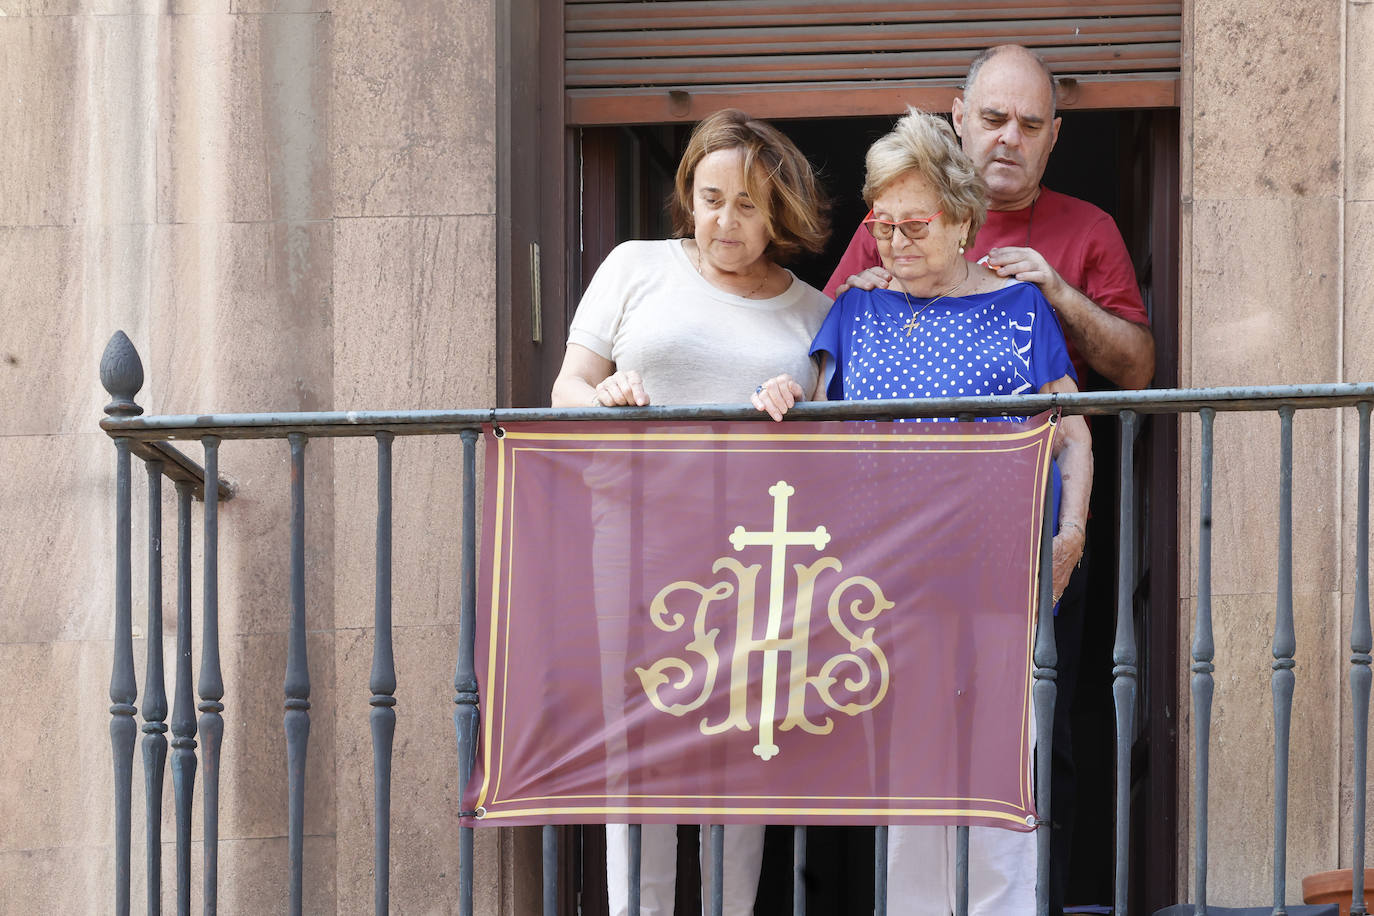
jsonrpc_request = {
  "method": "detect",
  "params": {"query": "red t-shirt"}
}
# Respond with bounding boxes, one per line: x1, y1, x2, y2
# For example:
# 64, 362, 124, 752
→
822, 187, 1149, 383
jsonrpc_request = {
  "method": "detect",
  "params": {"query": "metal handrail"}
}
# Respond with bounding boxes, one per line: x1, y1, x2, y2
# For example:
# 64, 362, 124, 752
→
99, 381, 1374, 444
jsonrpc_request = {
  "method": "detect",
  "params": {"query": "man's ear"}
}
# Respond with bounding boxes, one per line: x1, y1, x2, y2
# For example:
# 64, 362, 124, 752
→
951, 96, 966, 138
1050, 115, 1062, 152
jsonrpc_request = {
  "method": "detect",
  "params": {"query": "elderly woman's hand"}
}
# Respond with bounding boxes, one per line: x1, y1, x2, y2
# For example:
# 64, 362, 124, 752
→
751, 374, 805, 422
591, 370, 649, 407
1050, 520, 1085, 604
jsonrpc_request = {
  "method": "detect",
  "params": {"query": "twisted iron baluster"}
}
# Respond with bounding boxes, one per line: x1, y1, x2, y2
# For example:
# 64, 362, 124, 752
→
1353, 402, 1372, 916
874, 825, 888, 916
285, 433, 311, 915
1113, 411, 1139, 915
371, 433, 397, 914
142, 460, 168, 914
198, 435, 224, 914
709, 825, 724, 916
542, 826, 558, 916
627, 824, 641, 916
955, 825, 970, 916
455, 429, 480, 916
1272, 407, 1295, 915
1034, 469, 1057, 916
170, 482, 197, 916
1192, 409, 1216, 916
101, 331, 143, 916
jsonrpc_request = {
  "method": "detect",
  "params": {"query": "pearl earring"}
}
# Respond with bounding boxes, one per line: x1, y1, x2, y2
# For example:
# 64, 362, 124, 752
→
958, 239, 967, 255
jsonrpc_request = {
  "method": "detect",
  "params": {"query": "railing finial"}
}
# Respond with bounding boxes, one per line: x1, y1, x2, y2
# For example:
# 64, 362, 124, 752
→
101, 331, 145, 418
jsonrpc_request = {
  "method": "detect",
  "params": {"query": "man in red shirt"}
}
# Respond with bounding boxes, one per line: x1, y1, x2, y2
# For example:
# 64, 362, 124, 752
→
825, 46, 1156, 915
824, 44, 1155, 390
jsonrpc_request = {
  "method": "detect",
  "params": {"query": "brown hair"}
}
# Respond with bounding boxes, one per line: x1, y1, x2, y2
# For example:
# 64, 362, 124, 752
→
862, 107, 988, 247
672, 109, 829, 263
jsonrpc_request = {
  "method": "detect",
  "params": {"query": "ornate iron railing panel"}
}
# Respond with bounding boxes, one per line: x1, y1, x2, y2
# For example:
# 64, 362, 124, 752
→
98, 331, 1374, 914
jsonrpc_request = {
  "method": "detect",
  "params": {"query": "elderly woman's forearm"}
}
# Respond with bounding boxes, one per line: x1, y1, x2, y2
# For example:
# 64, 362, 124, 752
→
1056, 418, 1093, 529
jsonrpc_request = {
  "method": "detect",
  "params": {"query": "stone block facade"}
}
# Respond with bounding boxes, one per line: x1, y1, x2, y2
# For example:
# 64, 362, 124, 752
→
4, 0, 1374, 910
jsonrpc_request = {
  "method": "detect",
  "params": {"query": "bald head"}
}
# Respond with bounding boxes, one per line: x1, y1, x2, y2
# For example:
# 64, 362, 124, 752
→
964, 45, 1058, 117
950, 44, 1062, 210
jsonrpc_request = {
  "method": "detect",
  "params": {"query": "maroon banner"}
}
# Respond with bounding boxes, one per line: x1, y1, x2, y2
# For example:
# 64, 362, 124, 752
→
463, 415, 1056, 830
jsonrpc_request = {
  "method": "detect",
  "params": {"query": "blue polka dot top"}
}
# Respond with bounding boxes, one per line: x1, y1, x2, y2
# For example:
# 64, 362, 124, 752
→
810, 282, 1075, 414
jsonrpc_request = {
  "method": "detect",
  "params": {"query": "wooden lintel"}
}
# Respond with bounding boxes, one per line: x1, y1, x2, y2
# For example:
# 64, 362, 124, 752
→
567, 76, 1180, 126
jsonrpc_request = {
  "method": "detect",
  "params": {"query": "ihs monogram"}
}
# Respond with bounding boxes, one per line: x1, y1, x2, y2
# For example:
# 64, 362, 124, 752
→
635, 481, 894, 761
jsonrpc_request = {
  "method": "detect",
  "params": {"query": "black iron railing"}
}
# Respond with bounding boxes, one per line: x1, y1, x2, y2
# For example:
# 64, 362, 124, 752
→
99, 329, 1374, 916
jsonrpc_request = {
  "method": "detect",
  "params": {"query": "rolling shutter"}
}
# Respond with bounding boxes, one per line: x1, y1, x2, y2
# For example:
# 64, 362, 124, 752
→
565, 0, 1181, 125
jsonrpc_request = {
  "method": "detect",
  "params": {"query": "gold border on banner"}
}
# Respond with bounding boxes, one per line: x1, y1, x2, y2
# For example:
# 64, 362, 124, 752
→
475, 432, 507, 810
475, 807, 1037, 826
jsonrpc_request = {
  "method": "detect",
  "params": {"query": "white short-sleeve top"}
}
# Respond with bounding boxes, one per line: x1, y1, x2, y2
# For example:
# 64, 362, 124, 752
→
567, 239, 832, 406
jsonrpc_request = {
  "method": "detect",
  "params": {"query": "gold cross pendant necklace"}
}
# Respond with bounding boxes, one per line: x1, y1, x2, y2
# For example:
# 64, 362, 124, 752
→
900, 263, 970, 337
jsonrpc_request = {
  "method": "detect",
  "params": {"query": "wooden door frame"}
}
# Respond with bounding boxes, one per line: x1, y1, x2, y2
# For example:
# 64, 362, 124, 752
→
1134, 108, 1181, 913
496, 0, 573, 409
495, 2, 579, 909
558, 109, 1184, 912
1142, 109, 1181, 913
501, 4, 1185, 903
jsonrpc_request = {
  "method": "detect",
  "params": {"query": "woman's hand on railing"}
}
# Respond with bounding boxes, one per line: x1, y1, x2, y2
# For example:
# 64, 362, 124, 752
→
591, 369, 649, 408
751, 374, 805, 422
550, 344, 650, 409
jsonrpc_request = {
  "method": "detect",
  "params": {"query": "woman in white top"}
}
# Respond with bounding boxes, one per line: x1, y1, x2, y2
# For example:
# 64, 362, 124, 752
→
550, 109, 832, 916
552, 109, 831, 420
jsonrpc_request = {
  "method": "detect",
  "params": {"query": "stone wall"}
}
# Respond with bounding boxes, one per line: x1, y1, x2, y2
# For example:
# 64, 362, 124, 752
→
1177, 0, 1374, 905
0, 1, 508, 911
8, 0, 1374, 911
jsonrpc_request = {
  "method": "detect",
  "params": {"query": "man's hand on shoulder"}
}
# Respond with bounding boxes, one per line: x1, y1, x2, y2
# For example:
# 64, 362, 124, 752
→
983, 246, 1068, 301
833, 266, 894, 297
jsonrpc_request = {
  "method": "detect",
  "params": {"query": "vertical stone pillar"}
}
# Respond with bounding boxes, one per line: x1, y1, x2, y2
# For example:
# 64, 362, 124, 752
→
1181, 0, 1346, 904
328, 0, 509, 910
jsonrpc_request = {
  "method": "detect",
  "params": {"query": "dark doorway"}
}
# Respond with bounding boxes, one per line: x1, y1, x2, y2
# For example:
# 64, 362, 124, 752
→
565, 107, 1180, 915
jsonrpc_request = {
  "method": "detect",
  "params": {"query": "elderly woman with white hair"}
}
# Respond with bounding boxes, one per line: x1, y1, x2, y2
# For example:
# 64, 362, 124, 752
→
761, 106, 1091, 914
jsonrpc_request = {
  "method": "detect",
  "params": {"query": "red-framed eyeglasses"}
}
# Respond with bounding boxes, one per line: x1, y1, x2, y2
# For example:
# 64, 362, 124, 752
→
861, 208, 944, 241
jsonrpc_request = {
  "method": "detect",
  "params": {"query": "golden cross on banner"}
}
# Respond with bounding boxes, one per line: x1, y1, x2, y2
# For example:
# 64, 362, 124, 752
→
728, 480, 831, 760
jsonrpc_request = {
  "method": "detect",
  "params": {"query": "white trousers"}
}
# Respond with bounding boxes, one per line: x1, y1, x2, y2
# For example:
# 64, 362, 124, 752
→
887, 693, 1040, 916
886, 824, 1037, 915
605, 823, 765, 916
